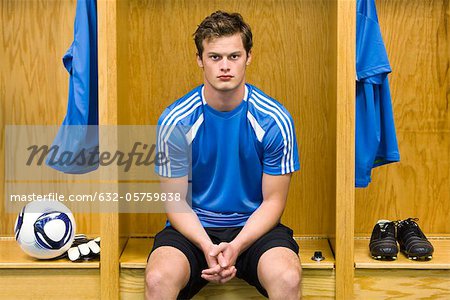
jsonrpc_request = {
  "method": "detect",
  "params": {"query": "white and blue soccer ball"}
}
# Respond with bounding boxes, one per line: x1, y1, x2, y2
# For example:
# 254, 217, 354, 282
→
14, 199, 76, 259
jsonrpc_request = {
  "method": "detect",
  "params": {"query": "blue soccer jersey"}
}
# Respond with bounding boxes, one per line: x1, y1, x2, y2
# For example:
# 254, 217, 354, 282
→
46, 0, 99, 174
355, 0, 400, 187
156, 84, 300, 227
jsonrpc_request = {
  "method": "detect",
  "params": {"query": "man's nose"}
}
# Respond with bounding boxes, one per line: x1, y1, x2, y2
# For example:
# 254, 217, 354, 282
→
220, 58, 230, 72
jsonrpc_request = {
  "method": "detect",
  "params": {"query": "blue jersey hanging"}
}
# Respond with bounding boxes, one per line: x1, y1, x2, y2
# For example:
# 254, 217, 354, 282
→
355, 0, 400, 187
47, 0, 99, 174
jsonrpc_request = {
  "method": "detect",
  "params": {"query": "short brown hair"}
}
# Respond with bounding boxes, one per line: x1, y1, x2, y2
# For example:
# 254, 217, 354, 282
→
193, 11, 253, 58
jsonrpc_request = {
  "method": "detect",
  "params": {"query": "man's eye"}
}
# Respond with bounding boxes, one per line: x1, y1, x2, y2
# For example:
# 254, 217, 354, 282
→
210, 55, 220, 60
230, 55, 240, 60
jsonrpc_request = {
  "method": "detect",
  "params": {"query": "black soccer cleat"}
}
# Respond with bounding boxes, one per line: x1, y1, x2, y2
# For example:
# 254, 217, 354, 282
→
369, 220, 398, 260
396, 218, 433, 261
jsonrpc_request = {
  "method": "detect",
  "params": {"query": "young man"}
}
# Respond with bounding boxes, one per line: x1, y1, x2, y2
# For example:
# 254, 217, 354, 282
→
146, 11, 301, 299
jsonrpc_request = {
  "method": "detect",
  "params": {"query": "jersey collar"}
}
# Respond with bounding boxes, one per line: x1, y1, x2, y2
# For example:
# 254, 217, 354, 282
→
201, 84, 249, 106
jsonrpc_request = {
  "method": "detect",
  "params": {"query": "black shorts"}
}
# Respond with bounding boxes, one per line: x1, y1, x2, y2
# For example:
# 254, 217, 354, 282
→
149, 223, 299, 299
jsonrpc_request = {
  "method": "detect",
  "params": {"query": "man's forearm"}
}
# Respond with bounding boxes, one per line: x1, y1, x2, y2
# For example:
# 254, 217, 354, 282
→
161, 176, 213, 252
166, 203, 213, 252
230, 199, 285, 254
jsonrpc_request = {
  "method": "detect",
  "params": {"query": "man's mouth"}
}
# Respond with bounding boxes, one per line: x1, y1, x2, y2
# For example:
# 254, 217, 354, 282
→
218, 75, 233, 81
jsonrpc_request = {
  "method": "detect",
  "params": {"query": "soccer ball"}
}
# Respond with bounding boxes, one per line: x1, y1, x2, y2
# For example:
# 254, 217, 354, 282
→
14, 199, 76, 259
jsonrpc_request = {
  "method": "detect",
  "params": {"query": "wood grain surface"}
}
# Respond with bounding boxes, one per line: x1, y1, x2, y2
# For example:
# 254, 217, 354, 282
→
355, 0, 450, 235
333, 0, 356, 299
98, 0, 121, 298
355, 269, 450, 299
0, 269, 100, 299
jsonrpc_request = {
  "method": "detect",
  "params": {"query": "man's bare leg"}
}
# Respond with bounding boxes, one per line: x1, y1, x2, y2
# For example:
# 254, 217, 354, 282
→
257, 247, 302, 300
145, 246, 190, 300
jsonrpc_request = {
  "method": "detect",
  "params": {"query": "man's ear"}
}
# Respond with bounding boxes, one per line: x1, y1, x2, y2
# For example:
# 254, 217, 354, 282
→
196, 53, 204, 68
246, 50, 252, 66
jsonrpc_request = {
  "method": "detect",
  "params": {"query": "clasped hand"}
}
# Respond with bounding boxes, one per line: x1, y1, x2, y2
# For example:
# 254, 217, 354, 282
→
201, 242, 239, 284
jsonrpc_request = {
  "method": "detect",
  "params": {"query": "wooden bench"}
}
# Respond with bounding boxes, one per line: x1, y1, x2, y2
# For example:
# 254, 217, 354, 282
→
120, 237, 335, 299
3, 236, 448, 298
0, 237, 100, 299
354, 237, 450, 299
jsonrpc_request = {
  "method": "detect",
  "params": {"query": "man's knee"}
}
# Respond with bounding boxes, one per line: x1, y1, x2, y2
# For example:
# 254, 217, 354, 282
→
258, 248, 302, 298
145, 268, 167, 291
264, 266, 301, 299
278, 265, 301, 290
145, 248, 190, 299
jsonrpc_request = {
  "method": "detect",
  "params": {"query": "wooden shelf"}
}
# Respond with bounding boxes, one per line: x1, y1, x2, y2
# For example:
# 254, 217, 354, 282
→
296, 238, 335, 269
0, 237, 99, 269
119, 237, 154, 269
120, 237, 335, 269
355, 238, 450, 269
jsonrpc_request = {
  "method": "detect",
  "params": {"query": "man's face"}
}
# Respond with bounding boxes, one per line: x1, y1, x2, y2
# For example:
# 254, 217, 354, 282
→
197, 34, 251, 93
